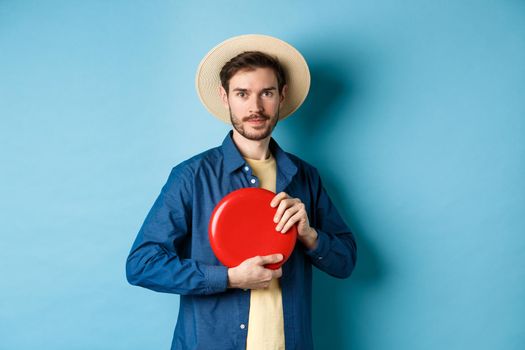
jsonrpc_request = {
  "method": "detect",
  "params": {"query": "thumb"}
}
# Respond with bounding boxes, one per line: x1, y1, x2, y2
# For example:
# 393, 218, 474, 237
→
258, 253, 284, 265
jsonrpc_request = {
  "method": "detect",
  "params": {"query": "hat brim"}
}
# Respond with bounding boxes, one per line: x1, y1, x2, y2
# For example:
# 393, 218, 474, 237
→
195, 34, 311, 124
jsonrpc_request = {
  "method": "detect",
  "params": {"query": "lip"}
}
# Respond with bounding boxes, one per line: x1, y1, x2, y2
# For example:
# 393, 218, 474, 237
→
247, 119, 266, 124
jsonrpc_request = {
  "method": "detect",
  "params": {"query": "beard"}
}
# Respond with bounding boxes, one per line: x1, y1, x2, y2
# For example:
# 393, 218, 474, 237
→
229, 106, 280, 141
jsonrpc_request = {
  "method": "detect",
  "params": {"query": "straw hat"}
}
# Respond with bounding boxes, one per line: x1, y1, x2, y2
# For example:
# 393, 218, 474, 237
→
195, 34, 311, 124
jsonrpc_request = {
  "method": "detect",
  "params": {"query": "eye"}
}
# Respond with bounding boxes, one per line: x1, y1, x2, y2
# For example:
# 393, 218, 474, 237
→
263, 91, 274, 97
236, 92, 246, 97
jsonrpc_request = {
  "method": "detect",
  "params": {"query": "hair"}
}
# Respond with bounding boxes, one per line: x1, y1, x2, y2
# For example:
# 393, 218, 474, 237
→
219, 51, 286, 95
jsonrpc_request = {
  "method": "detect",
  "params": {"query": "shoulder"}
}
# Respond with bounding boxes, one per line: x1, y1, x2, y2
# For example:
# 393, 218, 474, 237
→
173, 146, 222, 173
285, 151, 321, 180
163, 145, 222, 190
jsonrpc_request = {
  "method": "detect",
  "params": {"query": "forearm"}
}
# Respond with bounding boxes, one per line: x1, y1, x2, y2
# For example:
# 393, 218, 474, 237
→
126, 242, 228, 295
307, 168, 358, 279
304, 228, 357, 278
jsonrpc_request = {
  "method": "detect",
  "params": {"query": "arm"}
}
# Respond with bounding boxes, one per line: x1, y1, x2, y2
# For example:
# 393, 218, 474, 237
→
271, 167, 357, 279
304, 167, 357, 278
125, 166, 228, 295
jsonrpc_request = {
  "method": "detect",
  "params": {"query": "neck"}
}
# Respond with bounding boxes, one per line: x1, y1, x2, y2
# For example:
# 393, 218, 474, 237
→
231, 129, 272, 160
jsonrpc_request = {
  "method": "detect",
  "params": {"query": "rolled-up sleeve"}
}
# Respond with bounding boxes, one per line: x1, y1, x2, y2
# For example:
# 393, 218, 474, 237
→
125, 165, 228, 295
304, 168, 357, 278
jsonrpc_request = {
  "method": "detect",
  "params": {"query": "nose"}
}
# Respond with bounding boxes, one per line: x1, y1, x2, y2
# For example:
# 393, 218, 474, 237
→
249, 95, 263, 114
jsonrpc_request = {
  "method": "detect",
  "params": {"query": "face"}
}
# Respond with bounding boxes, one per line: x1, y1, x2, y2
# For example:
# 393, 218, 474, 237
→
220, 67, 287, 141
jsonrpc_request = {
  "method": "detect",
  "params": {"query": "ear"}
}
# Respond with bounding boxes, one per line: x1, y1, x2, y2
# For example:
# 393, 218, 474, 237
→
218, 86, 229, 108
279, 84, 288, 106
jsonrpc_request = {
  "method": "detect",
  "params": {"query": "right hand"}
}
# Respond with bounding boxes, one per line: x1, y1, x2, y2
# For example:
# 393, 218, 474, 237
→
227, 254, 283, 290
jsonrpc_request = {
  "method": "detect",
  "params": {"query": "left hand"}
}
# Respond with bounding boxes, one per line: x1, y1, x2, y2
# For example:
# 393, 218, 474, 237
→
270, 192, 318, 250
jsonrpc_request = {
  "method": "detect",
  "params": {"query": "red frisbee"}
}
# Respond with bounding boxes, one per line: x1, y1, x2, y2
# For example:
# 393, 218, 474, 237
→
208, 188, 297, 270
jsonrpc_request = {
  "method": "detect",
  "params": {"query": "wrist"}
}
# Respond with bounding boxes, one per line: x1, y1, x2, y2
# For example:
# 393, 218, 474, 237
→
227, 268, 233, 288
227, 268, 239, 289
302, 227, 319, 250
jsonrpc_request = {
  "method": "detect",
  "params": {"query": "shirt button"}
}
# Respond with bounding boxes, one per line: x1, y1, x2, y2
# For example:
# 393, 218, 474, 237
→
318, 256, 323, 260
243, 288, 248, 291
250, 178, 256, 184
240, 324, 246, 329
244, 166, 249, 171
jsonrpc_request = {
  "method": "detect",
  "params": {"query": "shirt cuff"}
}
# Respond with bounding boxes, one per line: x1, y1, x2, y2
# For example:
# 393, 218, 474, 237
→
205, 265, 229, 294
304, 229, 330, 262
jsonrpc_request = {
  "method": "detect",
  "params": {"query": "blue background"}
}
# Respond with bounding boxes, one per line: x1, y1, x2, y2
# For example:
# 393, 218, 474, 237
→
1, 1, 524, 349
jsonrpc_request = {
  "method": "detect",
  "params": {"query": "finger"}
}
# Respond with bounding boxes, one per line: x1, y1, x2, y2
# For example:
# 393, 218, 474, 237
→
276, 200, 302, 229
272, 268, 283, 279
270, 192, 289, 208
275, 204, 301, 231
274, 198, 300, 223
262, 270, 273, 282
281, 210, 304, 233
281, 203, 306, 233
258, 253, 284, 265
260, 282, 270, 289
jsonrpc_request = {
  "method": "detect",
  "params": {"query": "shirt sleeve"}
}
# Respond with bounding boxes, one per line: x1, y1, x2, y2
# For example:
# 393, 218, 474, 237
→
125, 165, 229, 295
303, 167, 357, 278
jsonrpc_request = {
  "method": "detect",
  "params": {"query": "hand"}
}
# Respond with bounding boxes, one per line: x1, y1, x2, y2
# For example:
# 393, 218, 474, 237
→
227, 254, 283, 290
270, 192, 319, 250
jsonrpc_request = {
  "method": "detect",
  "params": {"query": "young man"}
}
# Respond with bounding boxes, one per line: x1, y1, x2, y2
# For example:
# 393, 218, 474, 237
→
126, 34, 357, 350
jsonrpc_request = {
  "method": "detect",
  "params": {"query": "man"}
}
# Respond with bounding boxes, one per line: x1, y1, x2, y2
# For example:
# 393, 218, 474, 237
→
126, 34, 357, 350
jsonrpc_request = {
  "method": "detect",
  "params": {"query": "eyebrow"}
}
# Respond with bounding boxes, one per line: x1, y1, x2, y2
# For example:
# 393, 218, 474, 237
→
232, 87, 277, 92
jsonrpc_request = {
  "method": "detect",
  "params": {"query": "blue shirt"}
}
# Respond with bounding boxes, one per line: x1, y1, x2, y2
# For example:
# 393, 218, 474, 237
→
126, 131, 357, 350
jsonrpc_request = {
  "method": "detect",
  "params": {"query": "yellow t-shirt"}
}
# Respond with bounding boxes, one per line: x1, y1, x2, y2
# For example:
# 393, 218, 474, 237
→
243, 153, 285, 350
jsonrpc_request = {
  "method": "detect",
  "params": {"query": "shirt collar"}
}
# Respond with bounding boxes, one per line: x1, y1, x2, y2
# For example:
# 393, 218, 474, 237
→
221, 130, 298, 177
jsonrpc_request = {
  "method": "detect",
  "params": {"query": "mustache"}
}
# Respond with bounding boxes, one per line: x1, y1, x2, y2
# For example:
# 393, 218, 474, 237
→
243, 114, 270, 122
